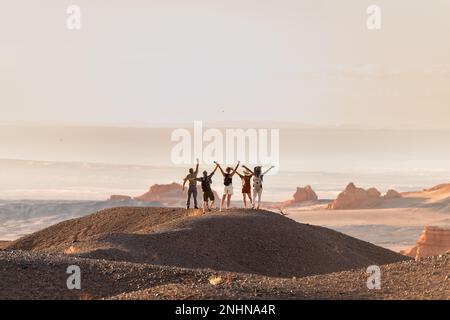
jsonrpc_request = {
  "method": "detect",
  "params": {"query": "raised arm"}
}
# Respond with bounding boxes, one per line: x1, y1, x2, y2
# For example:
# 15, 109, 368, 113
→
242, 165, 254, 175
235, 170, 244, 178
230, 161, 240, 176
262, 165, 275, 176
213, 161, 226, 176
208, 164, 219, 178
194, 158, 199, 174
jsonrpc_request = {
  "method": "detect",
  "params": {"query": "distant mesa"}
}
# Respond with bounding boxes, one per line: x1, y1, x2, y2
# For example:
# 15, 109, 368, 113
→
413, 183, 450, 202
134, 182, 181, 202
282, 185, 319, 207
108, 195, 132, 201
366, 187, 381, 198
384, 189, 402, 199
133, 182, 219, 207
401, 226, 450, 260
327, 182, 402, 210
423, 183, 450, 193
327, 183, 381, 210
293, 185, 319, 202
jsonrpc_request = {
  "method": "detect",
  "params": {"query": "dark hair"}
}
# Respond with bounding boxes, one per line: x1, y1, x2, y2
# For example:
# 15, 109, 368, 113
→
189, 168, 194, 174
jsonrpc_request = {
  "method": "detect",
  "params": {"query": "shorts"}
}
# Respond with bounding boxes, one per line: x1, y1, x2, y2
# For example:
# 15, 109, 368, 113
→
223, 185, 234, 195
203, 190, 215, 202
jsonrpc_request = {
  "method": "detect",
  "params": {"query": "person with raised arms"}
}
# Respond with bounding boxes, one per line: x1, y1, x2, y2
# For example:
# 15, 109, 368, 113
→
214, 161, 240, 211
235, 168, 253, 209
194, 163, 219, 214
182, 158, 199, 209
241, 165, 275, 210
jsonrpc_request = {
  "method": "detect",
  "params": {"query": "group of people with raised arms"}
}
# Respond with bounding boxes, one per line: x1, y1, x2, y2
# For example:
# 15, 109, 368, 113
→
182, 159, 275, 213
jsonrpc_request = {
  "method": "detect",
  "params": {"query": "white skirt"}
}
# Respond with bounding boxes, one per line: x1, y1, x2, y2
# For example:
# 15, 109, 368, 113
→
223, 185, 234, 195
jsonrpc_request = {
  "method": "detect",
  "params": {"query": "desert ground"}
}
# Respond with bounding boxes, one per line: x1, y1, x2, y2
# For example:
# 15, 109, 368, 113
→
288, 207, 449, 252
0, 207, 448, 300
283, 184, 450, 252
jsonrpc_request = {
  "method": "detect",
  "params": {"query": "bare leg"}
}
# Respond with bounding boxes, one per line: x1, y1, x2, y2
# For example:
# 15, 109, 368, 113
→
226, 194, 231, 209
248, 193, 253, 206
202, 201, 207, 214
220, 194, 226, 211
243, 194, 247, 208
209, 199, 215, 211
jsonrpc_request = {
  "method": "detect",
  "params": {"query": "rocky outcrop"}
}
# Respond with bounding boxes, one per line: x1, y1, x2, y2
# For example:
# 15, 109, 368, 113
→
384, 189, 402, 199
401, 226, 450, 260
280, 185, 319, 207
137, 183, 183, 198
134, 182, 218, 207
134, 182, 186, 204
292, 185, 318, 202
327, 183, 382, 210
108, 195, 132, 201
327, 183, 404, 209
367, 187, 381, 198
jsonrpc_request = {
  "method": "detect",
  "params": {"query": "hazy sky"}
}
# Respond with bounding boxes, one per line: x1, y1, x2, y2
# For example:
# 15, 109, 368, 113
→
1, 0, 450, 128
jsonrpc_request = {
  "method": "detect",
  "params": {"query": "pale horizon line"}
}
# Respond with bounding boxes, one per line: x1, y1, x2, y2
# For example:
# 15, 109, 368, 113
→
2, 157, 450, 175
1, 121, 450, 131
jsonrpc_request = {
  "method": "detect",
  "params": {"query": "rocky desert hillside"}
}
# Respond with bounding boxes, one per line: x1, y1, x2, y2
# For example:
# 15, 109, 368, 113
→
7, 208, 408, 278
2, 207, 449, 300
0, 250, 447, 300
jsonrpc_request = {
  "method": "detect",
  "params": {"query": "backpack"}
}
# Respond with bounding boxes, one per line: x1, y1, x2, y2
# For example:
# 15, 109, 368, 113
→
224, 174, 232, 186
253, 175, 263, 190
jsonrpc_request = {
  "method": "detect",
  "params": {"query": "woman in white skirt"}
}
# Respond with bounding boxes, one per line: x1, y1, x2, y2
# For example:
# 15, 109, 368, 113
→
215, 161, 240, 211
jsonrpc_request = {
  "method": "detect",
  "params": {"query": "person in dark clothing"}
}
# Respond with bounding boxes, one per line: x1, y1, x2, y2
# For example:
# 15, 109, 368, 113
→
214, 161, 240, 211
182, 158, 199, 209
194, 163, 219, 213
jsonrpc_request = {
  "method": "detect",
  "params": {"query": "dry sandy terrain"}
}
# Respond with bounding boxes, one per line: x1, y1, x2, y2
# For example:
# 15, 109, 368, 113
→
6, 208, 408, 278
0, 250, 447, 300
285, 187, 450, 252
0, 241, 11, 250
288, 207, 450, 228
2, 206, 448, 300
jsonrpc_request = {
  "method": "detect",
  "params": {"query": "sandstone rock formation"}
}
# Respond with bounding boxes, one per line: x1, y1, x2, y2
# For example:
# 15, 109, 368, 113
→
134, 182, 186, 204
327, 183, 404, 209
134, 182, 218, 207
404, 183, 450, 202
280, 185, 319, 207
384, 189, 402, 199
108, 195, 132, 201
401, 226, 450, 260
292, 185, 318, 202
327, 183, 382, 210
367, 187, 381, 198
